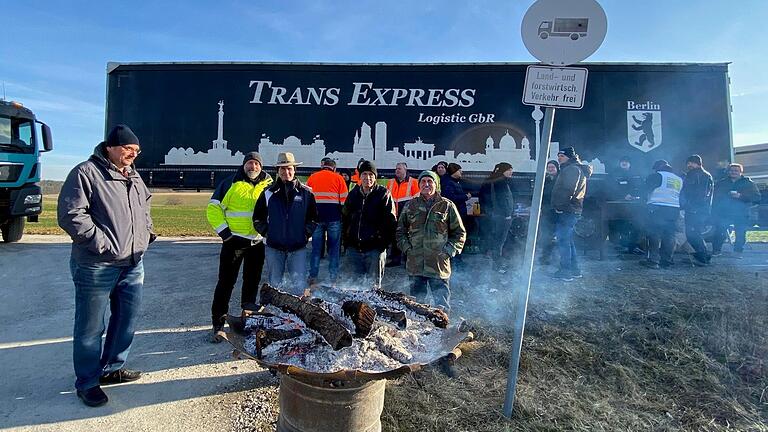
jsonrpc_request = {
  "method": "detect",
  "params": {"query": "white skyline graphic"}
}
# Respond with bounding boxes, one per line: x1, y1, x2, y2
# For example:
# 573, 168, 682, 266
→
164, 100, 606, 174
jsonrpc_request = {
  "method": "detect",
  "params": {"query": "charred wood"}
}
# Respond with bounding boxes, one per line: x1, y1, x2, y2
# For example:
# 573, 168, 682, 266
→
259, 284, 353, 350
253, 328, 304, 359
374, 307, 408, 330
374, 289, 449, 328
342, 301, 377, 337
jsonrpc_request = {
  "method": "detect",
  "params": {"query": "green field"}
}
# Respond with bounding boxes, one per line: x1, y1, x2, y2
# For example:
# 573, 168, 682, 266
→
26, 192, 768, 242
26, 193, 215, 237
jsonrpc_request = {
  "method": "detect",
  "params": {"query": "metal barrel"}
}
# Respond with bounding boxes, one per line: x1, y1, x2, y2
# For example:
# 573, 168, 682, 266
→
277, 375, 386, 432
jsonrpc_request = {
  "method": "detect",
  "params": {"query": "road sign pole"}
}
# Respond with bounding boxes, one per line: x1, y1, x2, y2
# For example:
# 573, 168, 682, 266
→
503, 106, 555, 418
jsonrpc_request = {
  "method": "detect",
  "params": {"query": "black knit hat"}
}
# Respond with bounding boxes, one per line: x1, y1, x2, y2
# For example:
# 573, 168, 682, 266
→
243, 152, 263, 167
106, 124, 139, 147
557, 147, 577, 159
652, 159, 671, 171
358, 160, 377, 176
686, 154, 703, 165
447, 162, 462, 175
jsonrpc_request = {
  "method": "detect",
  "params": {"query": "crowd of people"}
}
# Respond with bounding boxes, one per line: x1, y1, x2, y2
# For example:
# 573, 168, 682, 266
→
602, 154, 762, 273
56, 124, 761, 407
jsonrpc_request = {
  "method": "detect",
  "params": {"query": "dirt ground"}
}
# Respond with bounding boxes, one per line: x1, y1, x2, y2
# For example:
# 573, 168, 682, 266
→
0, 235, 766, 431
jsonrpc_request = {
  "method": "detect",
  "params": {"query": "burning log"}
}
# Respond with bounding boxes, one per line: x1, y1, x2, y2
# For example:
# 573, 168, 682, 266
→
260, 284, 354, 350
253, 328, 304, 359
374, 289, 449, 328
374, 307, 408, 330
342, 301, 377, 337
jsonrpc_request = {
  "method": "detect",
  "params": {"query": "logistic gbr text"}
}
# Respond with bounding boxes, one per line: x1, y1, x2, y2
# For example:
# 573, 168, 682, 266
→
249, 81, 476, 107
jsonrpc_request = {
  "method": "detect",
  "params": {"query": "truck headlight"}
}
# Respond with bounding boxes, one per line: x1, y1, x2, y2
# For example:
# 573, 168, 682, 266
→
24, 194, 42, 205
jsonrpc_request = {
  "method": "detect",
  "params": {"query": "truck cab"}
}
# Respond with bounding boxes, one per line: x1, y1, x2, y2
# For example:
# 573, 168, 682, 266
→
0, 100, 53, 242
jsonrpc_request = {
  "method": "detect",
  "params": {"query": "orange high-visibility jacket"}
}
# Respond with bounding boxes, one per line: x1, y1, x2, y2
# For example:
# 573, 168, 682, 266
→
306, 168, 349, 222
386, 176, 420, 214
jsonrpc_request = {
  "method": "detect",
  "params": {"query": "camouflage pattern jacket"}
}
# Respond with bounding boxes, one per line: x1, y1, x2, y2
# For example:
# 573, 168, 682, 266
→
396, 194, 466, 280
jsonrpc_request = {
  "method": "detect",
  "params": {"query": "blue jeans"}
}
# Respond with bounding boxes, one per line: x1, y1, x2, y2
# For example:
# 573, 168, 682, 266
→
70, 258, 144, 391
555, 212, 579, 273
266, 246, 307, 295
309, 221, 342, 283
346, 248, 386, 288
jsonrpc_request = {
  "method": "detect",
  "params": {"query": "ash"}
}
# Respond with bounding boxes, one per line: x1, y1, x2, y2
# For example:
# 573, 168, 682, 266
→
243, 289, 453, 373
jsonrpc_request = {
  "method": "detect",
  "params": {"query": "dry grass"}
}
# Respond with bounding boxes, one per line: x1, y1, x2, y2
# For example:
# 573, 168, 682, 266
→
382, 258, 768, 431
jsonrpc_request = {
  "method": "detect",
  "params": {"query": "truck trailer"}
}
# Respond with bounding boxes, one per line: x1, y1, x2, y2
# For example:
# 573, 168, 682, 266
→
104, 62, 733, 192
0, 100, 53, 242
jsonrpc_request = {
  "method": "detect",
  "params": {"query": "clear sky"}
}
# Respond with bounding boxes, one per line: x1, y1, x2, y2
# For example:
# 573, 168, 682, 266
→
2, 0, 767, 180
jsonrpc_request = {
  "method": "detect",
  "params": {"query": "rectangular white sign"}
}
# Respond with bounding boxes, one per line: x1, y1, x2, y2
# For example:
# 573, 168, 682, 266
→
522, 65, 588, 109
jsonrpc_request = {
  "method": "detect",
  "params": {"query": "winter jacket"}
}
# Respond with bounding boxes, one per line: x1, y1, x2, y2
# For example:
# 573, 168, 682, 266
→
480, 177, 515, 218
342, 184, 397, 252
386, 176, 420, 216
396, 194, 466, 280
306, 168, 348, 222
58, 143, 154, 265
712, 176, 761, 219
253, 178, 317, 252
680, 167, 714, 214
551, 158, 593, 214
441, 176, 468, 217
206, 169, 272, 241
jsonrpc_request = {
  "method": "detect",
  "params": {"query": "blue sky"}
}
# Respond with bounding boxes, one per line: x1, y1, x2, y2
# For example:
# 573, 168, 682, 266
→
2, 0, 767, 180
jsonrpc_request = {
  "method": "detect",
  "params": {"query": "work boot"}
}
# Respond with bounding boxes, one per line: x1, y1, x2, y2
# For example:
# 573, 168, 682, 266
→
210, 324, 226, 343
100, 369, 142, 385
77, 386, 108, 407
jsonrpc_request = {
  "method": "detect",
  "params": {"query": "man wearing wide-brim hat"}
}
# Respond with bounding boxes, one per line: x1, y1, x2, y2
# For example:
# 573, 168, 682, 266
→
253, 152, 317, 295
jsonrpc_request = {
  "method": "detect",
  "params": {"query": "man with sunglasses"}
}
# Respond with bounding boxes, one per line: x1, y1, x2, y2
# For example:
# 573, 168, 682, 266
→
58, 124, 156, 407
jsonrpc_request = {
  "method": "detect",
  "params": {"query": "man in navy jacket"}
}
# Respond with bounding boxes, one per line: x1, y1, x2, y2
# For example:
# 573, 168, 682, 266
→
253, 152, 317, 295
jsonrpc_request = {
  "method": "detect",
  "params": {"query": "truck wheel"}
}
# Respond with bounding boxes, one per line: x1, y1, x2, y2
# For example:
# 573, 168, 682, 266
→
539, 32, 549, 39
1, 217, 25, 243
570, 33, 579, 40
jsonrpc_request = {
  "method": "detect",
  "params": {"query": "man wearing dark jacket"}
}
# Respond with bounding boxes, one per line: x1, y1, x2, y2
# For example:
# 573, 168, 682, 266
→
551, 147, 593, 281
341, 161, 397, 288
58, 125, 155, 407
206, 152, 272, 342
711, 163, 761, 256
253, 152, 317, 295
642, 160, 683, 269
680, 154, 714, 265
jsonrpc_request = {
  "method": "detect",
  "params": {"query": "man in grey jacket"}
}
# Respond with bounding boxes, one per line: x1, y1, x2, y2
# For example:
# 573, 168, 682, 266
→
58, 124, 155, 407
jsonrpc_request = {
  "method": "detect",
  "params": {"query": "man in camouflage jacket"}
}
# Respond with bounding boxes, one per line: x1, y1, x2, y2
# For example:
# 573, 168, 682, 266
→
396, 170, 466, 309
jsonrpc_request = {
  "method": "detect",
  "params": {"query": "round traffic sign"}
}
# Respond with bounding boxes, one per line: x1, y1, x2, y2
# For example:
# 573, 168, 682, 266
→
521, 0, 607, 66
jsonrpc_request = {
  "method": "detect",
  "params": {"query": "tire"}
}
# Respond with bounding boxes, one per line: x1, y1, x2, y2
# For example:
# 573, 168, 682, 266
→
539, 32, 549, 39
1, 217, 25, 243
570, 33, 579, 41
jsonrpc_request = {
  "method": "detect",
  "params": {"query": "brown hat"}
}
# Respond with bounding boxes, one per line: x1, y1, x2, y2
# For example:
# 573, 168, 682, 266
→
275, 152, 303, 167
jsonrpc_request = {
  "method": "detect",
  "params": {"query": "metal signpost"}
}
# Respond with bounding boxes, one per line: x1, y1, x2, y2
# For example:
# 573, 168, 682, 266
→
503, 0, 607, 418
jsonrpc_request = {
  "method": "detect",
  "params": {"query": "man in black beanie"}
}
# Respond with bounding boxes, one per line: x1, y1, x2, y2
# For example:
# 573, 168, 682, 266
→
58, 124, 155, 407
551, 147, 593, 280
342, 160, 397, 288
206, 151, 273, 342
680, 154, 714, 265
